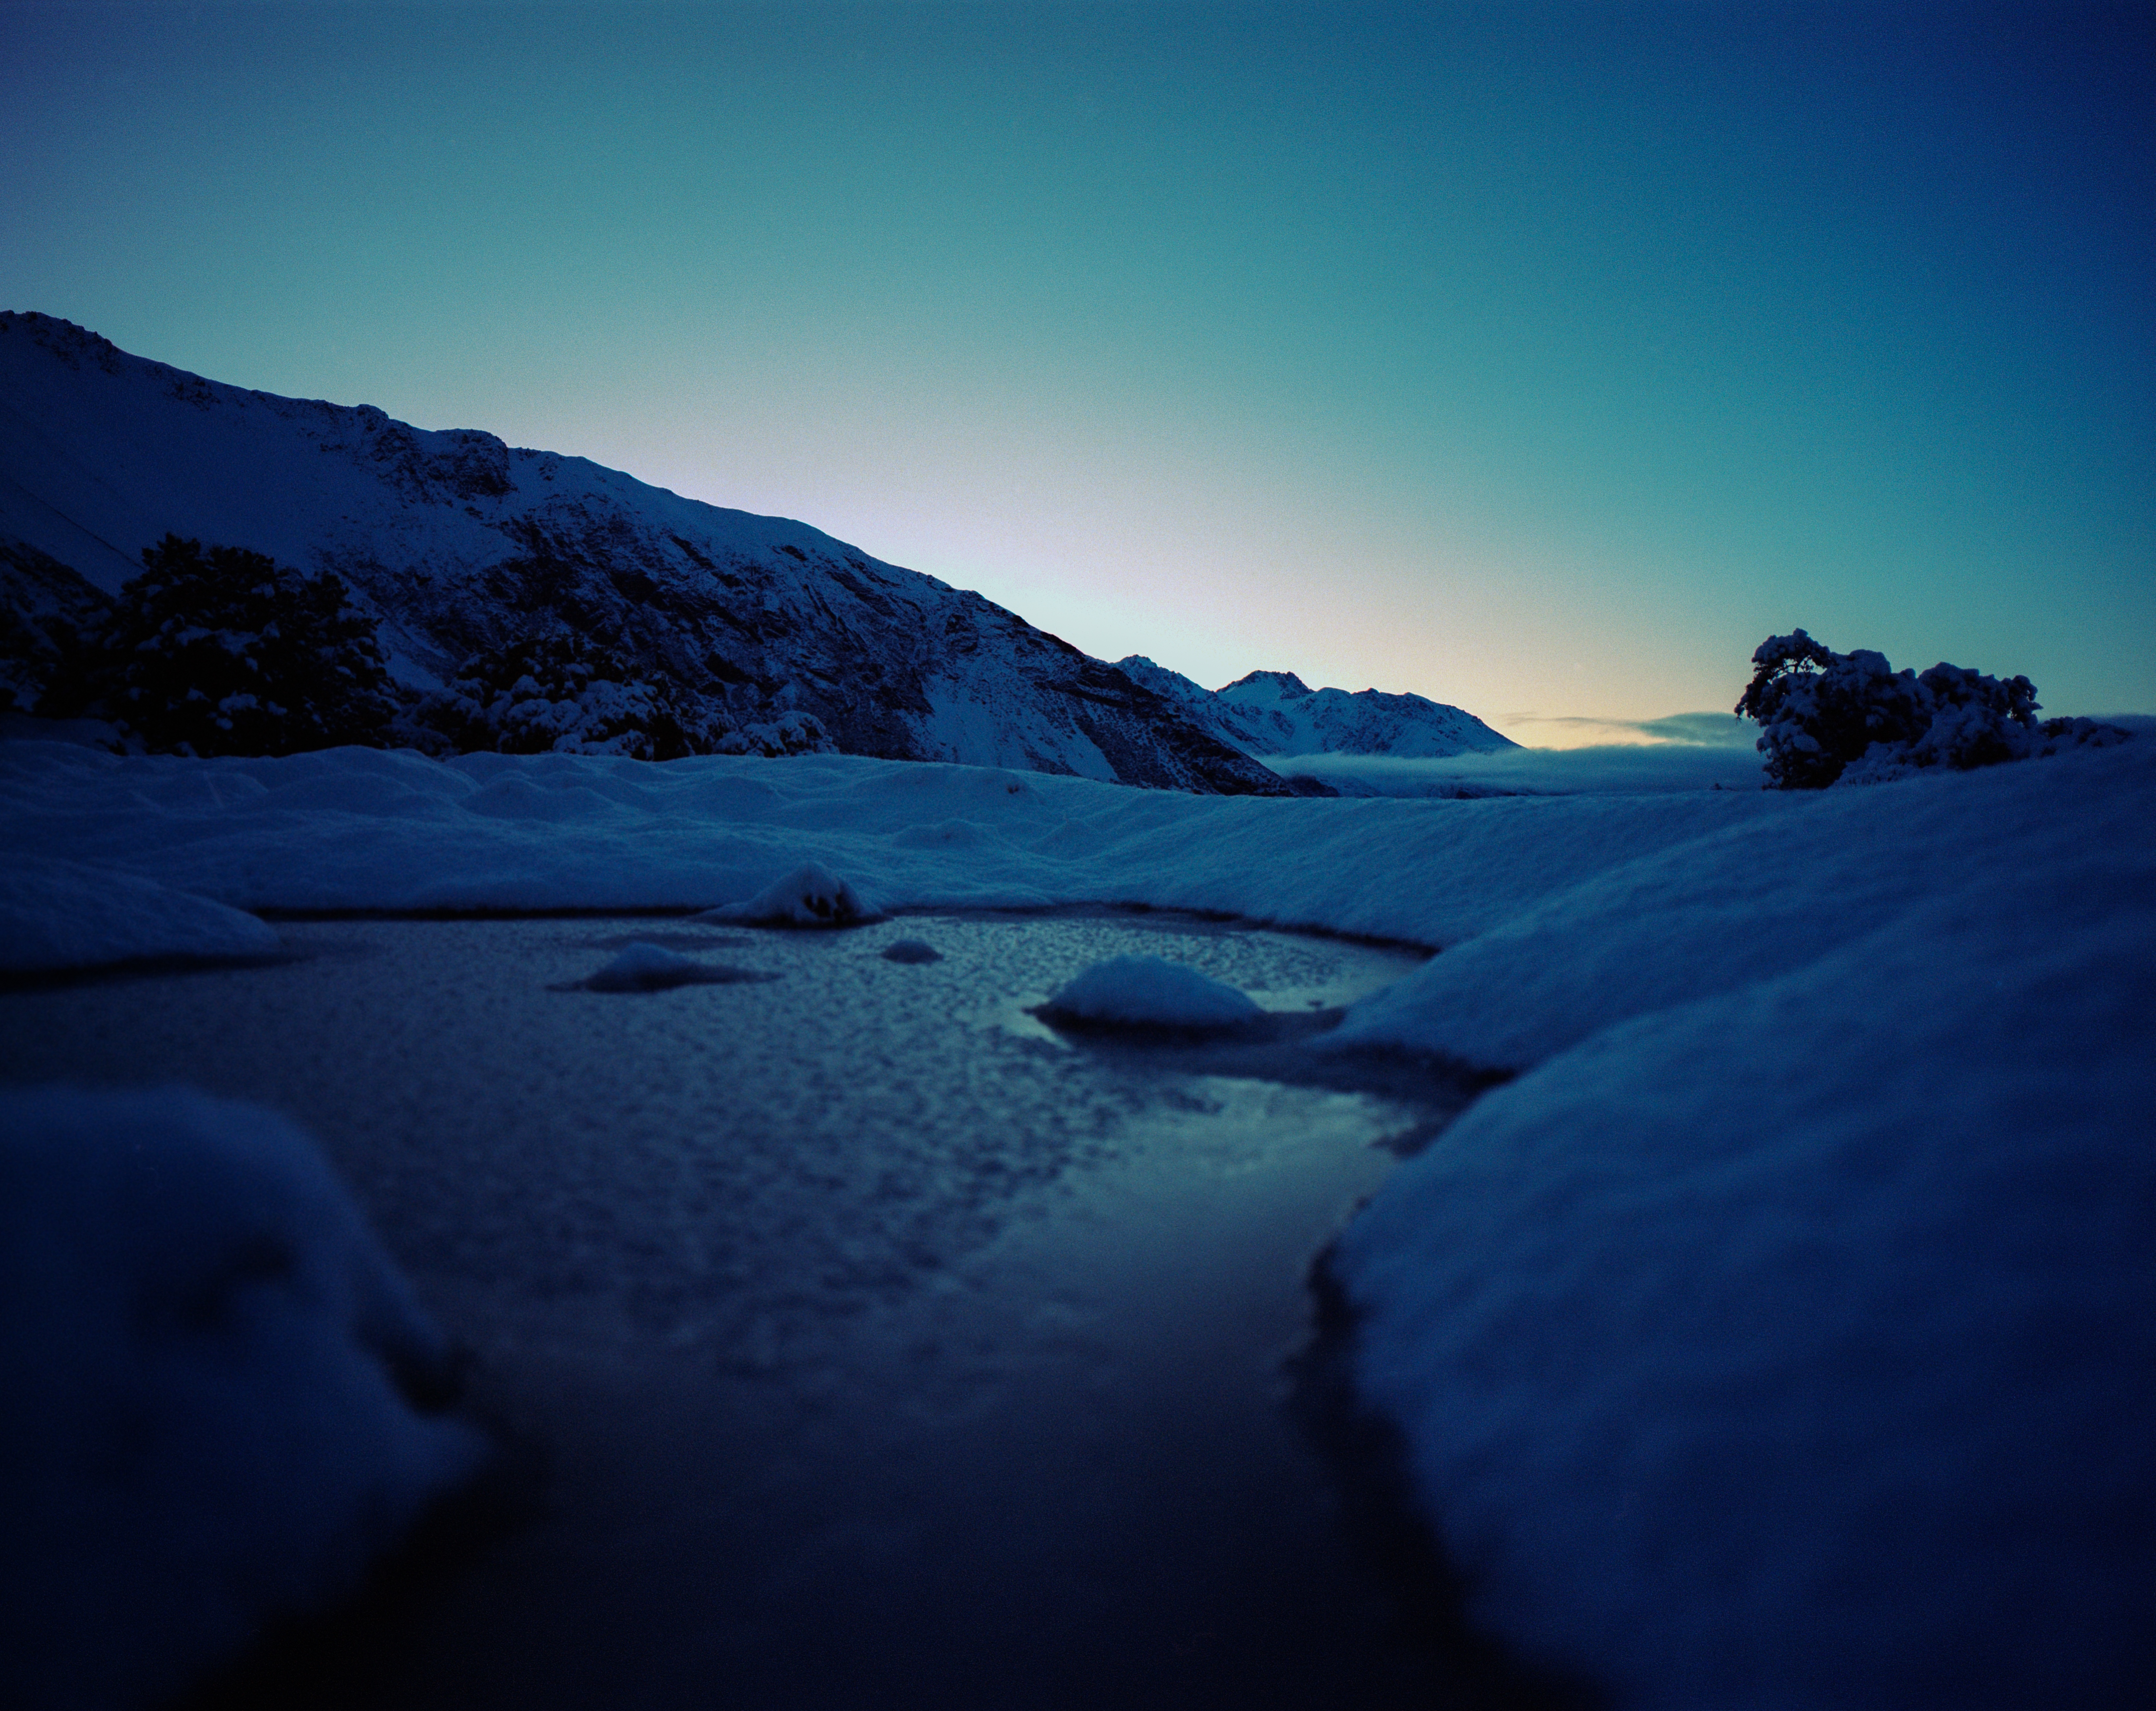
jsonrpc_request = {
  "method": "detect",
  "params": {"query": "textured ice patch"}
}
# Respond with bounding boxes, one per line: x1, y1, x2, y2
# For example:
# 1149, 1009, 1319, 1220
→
0, 1086, 488, 1710
1041, 954, 1263, 1030
1, 857, 279, 974
702, 861, 880, 927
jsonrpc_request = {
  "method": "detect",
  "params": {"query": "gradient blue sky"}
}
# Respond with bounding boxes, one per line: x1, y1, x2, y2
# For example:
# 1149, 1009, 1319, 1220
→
4, 1, 2149, 737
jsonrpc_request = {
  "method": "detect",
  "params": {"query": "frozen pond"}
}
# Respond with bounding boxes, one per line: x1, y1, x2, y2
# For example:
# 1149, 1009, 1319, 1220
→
3, 910, 1534, 1709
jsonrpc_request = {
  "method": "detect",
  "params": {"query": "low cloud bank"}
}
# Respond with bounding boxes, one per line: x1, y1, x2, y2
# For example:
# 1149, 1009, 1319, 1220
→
1268, 736, 1769, 796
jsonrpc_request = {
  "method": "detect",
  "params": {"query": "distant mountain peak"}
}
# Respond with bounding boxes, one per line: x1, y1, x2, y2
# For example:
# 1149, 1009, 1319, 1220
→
1115, 655, 1514, 761
1222, 669, 1313, 701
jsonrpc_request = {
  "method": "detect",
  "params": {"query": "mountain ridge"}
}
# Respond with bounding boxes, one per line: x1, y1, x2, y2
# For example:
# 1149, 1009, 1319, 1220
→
1116, 655, 1516, 760
2, 311, 1512, 787
0, 311, 1293, 791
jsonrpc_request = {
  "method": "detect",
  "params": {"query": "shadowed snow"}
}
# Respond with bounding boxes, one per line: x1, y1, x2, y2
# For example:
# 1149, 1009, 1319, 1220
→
0, 1086, 487, 1711
2, 856, 278, 974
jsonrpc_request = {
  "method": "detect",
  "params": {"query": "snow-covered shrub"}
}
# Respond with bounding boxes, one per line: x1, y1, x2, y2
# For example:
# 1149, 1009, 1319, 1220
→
403, 631, 707, 760
1734, 629, 2121, 788
403, 634, 836, 762
38, 535, 399, 755
713, 709, 835, 758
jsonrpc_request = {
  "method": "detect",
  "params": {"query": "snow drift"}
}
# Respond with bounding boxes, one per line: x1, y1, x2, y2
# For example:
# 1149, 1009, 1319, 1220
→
702, 860, 880, 928
575, 941, 773, 992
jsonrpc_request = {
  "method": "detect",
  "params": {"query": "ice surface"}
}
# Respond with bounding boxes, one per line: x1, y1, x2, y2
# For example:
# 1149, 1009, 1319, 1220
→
1043, 954, 1263, 1030
0, 916, 1441, 1710
0, 1086, 487, 1711
1, 856, 279, 974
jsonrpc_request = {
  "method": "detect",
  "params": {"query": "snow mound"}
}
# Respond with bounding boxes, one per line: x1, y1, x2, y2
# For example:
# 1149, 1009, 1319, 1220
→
1041, 954, 1263, 1030
703, 861, 880, 927
1, 856, 279, 974
0, 1086, 488, 1711
1332, 757, 2156, 1706
577, 941, 773, 992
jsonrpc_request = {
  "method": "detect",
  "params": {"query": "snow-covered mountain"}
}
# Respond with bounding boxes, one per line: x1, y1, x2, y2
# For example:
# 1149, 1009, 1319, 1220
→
1116, 655, 1514, 759
0, 312, 1288, 794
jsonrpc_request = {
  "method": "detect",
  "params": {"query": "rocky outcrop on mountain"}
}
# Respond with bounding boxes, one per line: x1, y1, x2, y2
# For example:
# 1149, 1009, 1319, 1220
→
0, 312, 1287, 793
1115, 656, 1515, 759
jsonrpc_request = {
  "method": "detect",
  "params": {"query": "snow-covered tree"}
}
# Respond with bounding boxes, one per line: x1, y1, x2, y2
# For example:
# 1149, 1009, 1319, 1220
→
1736, 629, 2123, 788
40, 535, 398, 755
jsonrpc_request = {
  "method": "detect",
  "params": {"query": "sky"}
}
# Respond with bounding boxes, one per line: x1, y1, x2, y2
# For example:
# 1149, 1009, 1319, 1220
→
2, 0, 2149, 740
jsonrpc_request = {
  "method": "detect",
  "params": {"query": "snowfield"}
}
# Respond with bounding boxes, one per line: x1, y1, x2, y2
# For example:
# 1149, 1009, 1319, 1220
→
2, 732, 2150, 1708
0, 736, 1799, 935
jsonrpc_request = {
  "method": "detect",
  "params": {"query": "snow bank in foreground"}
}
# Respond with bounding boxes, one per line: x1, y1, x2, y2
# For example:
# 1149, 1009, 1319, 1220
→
1333, 750, 2156, 1708
1329, 738, 2156, 1068
0, 1087, 487, 1710
1042, 954, 1261, 1029
1, 856, 278, 974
